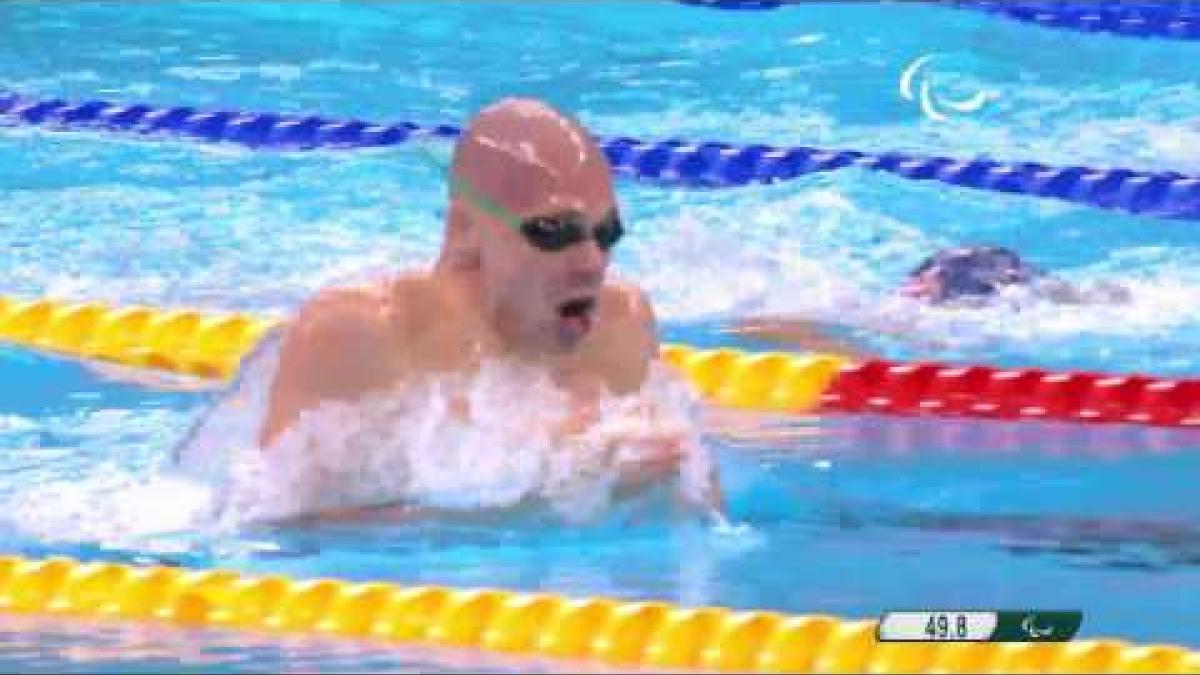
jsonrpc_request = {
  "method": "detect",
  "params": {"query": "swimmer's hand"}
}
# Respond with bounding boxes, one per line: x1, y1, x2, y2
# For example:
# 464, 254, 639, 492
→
603, 428, 687, 488
550, 395, 725, 515
585, 424, 725, 514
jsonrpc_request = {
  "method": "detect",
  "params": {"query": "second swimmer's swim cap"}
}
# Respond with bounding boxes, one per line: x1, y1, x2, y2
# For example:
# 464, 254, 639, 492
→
904, 246, 1043, 303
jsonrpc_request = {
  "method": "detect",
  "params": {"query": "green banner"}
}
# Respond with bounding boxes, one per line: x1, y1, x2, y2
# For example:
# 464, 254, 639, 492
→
991, 611, 1083, 642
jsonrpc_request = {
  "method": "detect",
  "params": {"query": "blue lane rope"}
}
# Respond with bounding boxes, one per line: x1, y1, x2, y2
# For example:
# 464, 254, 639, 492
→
677, 0, 784, 9
952, 1, 1200, 41
3, 91, 1199, 220
682, 0, 1200, 41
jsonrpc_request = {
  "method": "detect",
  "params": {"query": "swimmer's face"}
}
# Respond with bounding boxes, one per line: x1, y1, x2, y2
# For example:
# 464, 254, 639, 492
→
470, 164, 619, 354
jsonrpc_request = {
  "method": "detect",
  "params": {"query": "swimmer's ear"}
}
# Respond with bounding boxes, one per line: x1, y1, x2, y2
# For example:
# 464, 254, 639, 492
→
444, 199, 483, 269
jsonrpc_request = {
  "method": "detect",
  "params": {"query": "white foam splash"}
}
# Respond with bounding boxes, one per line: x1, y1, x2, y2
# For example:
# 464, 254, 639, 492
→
3, 334, 717, 547
855, 258, 1200, 350
174, 332, 715, 527
5, 466, 215, 552
627, 184, 932, 324
620, 180, 1200, 371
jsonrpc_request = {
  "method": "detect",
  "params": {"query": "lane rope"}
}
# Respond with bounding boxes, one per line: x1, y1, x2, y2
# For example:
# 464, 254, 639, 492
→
1, 300, 1197, 667
682, 0, 1200, 42
1, 554, 1197, 673
952, 1, 1200, 41
0, 296, 1197, 428
3, 91, 1199, 219
677, 0, 785, 9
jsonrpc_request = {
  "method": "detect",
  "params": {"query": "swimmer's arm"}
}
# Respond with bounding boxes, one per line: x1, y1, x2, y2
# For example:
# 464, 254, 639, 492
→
277, 502, 430, 525
623, 287, 726, 512
81, 359, 227, 392
730, 315, 969, 355
725, 316, 873, 360
259, 288, 400, 448
1035, 278, 1132, 305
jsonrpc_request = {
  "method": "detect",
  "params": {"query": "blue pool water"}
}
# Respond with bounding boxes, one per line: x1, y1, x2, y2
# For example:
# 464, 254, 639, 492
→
1, 0, 1199, 669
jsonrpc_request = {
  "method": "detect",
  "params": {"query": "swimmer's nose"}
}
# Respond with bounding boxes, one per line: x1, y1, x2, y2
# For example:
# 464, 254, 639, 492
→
566, 238, 608, 281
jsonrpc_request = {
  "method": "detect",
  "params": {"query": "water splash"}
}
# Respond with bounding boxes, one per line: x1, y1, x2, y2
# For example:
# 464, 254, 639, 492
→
173, 328, 716, 528
4, 466, 216, 554
622, 179, 1200, 371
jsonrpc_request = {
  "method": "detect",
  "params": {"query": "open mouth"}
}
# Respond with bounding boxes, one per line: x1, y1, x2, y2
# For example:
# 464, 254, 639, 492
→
555, 296, 597, 344
558, 296, 597, 321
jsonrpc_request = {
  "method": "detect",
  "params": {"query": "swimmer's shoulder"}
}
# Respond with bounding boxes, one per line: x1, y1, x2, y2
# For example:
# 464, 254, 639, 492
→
383, 274, 443, 321
289, 284, 394, 343
577, 284, 658, 395
261, 283, 405, 447
601, 282, 656, 331
598, 282, 659, 367
294, 275, 441, 333
278, 283, 402, 384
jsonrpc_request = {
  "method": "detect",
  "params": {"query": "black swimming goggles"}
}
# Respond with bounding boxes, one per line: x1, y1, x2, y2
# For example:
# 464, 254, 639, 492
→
449, 173, 624, 253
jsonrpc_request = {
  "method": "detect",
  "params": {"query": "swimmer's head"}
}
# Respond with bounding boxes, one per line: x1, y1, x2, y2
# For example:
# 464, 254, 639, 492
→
439, 98, 620, 354
901, 246, 1042, 304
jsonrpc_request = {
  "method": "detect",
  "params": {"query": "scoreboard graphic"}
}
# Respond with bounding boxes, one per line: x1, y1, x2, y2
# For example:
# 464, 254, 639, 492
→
878, 611, 1083, 643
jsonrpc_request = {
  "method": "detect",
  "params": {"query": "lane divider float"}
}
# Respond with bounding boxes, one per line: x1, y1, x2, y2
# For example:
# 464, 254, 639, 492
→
678, 0, 785, 9
0, 555, 1196, 673
3, 91, 1199, 219
952, 1, 1200, 41
684, 0, 1200, 42
1, 300, 1197, 667
0, 296, 1197, 428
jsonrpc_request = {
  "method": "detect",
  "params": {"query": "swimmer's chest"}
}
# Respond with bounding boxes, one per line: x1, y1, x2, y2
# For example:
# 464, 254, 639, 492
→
379, 279, 646, 394
394, 312, 644, 396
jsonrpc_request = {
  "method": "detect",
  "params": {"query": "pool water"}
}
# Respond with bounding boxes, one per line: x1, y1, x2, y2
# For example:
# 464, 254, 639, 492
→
0, 612, 607, 673
1, 0, 1199, 670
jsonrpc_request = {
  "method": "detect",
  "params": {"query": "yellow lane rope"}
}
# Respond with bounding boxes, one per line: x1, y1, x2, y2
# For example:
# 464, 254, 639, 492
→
3, 296, 1198, 671
0, 555, 1195, 673
0, 296, 847, 411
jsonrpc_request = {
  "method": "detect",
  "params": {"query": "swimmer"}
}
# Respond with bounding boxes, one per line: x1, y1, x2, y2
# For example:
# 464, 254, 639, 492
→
898, 246, 1131, 307
242, 98, 721, 516
731, 245, 1130, 350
